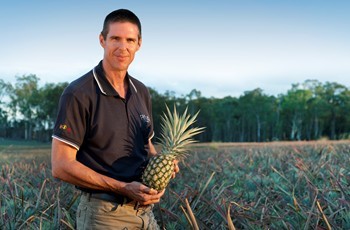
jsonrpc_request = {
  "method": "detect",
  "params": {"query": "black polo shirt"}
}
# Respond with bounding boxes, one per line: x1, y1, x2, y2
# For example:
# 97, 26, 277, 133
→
52, 61, 154, 187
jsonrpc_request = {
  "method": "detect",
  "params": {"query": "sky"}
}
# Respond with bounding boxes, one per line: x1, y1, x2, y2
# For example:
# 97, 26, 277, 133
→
1, 0, 350, 98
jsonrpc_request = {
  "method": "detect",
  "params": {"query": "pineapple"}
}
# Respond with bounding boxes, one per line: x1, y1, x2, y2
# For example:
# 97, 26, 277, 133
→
142, 105, 204, 191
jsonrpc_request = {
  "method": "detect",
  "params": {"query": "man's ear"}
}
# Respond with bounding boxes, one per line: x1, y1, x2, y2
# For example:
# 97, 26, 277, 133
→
137, 38, 142, 51
99, 33, 105, 48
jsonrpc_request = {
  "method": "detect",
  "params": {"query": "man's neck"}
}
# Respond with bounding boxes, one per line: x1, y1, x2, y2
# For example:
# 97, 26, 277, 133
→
102, 61, 128, 98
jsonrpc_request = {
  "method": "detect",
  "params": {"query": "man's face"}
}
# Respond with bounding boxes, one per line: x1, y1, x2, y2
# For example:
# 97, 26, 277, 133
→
100, 21, 141, 72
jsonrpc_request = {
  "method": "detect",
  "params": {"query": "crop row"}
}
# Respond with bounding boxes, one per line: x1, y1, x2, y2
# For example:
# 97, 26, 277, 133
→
0, 141, 349, 229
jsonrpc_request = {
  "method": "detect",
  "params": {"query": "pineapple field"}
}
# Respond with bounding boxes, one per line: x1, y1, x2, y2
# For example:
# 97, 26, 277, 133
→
0, 140, 349, 229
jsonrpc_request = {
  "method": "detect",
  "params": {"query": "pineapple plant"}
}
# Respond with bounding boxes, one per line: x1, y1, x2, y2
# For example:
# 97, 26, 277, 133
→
142, 105, 204, 191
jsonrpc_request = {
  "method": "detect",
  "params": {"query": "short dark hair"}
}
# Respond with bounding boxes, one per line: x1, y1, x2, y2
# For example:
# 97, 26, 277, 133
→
101, 9, 142, 40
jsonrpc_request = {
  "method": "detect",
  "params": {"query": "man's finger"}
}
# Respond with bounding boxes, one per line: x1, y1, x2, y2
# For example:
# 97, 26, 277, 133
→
148, 188, 158, 195
141, 185, 158, 195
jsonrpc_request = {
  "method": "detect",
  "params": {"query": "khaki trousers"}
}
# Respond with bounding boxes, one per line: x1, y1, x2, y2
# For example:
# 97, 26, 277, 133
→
76, 193, 160, 230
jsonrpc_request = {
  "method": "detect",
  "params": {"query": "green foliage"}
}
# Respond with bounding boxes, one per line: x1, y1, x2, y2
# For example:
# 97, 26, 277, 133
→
1, 142, 349, 229
1, 76, 350, 142
0, 75, 68, 141
154, 141, 350, 229
0, 145, 78, 229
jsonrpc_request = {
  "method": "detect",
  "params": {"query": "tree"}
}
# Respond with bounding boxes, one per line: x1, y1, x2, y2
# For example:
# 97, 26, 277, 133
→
0, 79, 11, 137
280, 84, 313, 140
218, 96, 239, 142
321, 82, 348, 139
35, 82, 69, 141
2, 75, 350, 142
302, 80, 327, 140
149, 87, 167, 139
8, 74, 40, 140
238, 88, 276, 142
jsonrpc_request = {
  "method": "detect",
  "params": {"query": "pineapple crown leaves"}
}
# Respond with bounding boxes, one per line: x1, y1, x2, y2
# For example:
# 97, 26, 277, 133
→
157, 105, 205, 159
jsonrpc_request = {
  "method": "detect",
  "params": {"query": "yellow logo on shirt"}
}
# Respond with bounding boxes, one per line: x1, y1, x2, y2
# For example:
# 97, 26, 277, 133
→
59, 124, 72, 134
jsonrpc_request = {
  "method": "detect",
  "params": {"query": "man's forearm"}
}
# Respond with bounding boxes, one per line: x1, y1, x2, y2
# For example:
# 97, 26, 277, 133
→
148, 139, 158, 156
51, 139, 127, 195
52, 158, 126, 194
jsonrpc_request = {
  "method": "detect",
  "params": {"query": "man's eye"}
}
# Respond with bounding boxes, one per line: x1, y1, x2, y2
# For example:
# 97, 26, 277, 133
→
110, 37, 119, 42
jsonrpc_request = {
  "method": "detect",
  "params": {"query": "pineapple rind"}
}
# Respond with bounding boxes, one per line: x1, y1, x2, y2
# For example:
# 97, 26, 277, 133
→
142, 154, 175, 191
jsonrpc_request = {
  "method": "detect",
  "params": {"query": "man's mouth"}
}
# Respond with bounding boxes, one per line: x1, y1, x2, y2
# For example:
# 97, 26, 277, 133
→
116, 55, 127, 61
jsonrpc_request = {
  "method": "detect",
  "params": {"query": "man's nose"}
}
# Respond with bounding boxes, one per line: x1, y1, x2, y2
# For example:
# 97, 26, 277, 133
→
119, 41, 128, 50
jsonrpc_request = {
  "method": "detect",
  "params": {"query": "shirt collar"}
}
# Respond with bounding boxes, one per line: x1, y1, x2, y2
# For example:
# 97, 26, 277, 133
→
93, 61, 138, 96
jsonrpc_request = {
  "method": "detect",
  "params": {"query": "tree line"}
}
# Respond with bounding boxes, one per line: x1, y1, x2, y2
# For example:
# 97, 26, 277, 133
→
0, 75, 349, 142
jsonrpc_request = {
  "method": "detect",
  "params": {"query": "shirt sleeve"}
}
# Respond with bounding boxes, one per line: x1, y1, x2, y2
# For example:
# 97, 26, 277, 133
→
52, 91, 87, 150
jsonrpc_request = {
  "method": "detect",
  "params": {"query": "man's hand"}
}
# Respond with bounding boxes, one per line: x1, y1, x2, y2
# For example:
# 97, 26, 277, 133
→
124, 182, 165, 205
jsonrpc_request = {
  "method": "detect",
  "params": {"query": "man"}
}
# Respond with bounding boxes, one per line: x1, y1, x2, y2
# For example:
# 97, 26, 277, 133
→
51, 9, 178, 229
